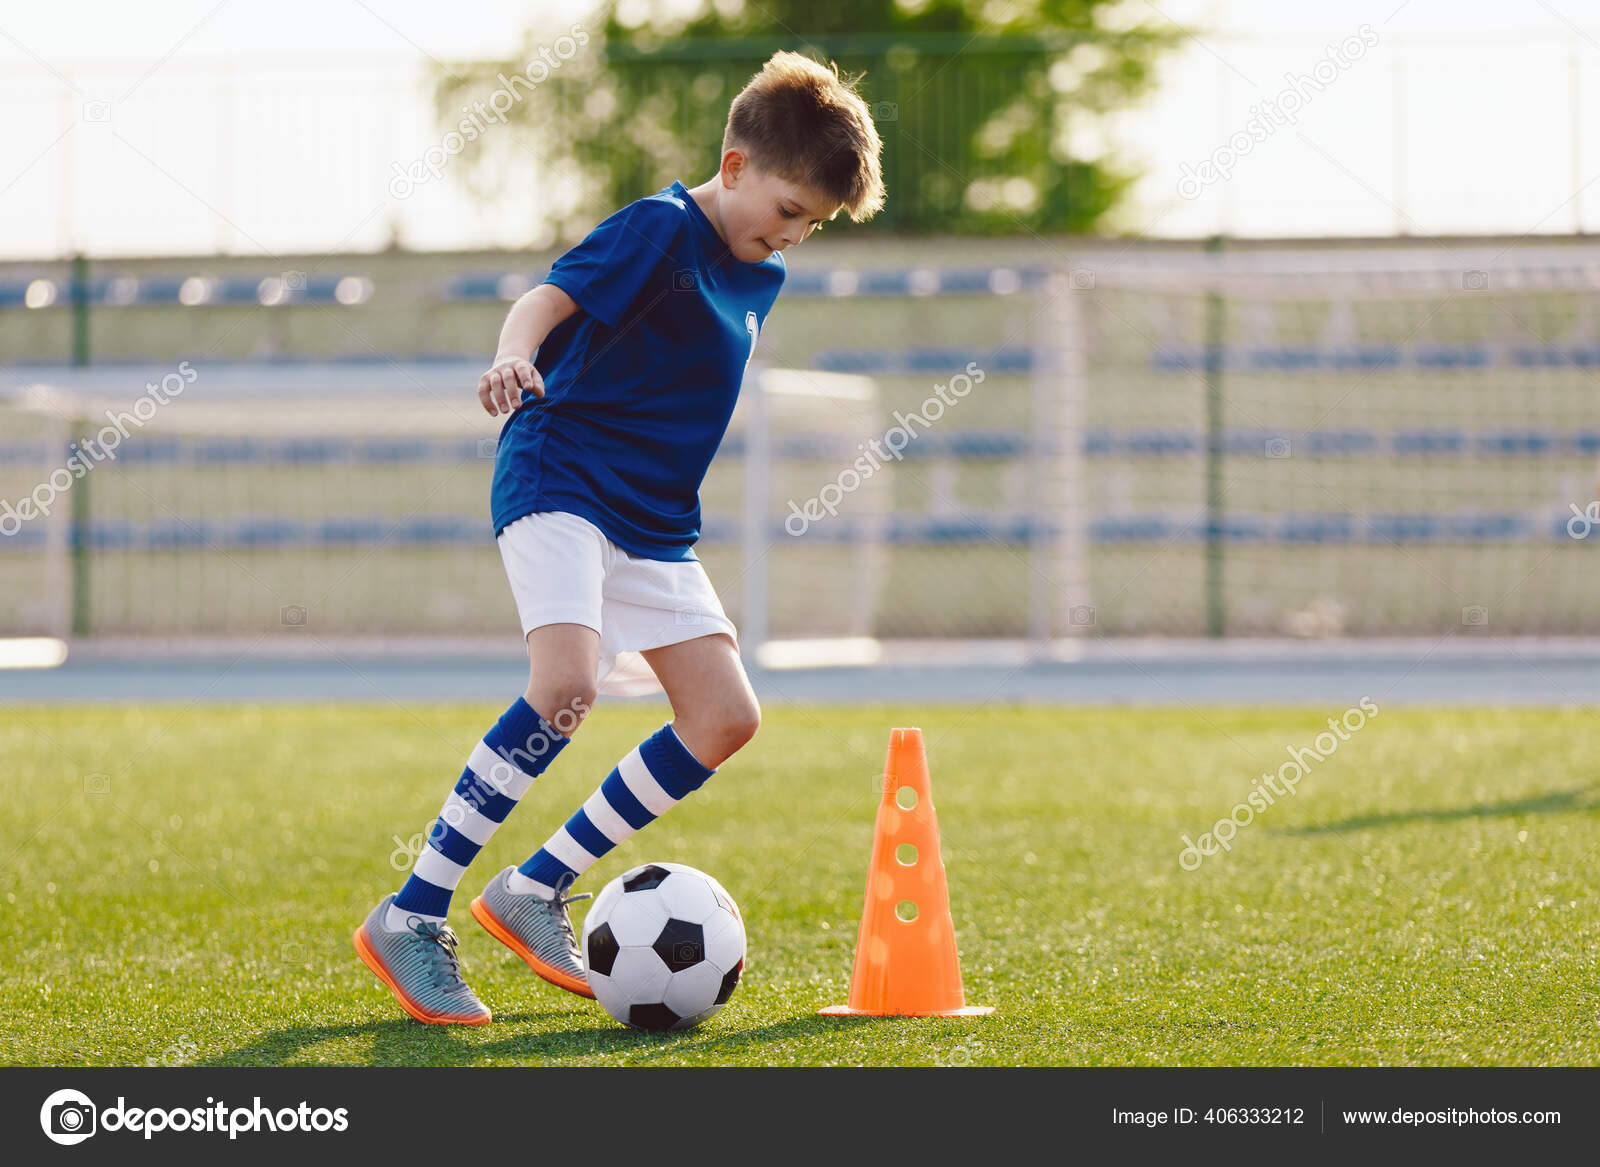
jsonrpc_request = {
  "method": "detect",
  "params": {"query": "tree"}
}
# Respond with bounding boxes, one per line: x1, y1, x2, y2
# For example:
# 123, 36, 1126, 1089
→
434, 1, 1177, 240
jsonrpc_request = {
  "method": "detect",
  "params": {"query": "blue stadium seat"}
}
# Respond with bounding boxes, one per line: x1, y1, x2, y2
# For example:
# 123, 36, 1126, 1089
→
1368, 514, 1441, 541
1413, 345, 1489, 368
1121, 430, 1199, 456
1278, 513, 1356, 543
780, 271, 829, 296
1211, 515, 1267, 542
318, 517, 390, 543
1392, 429, 1466, 455
1092, 516, 1172, 543
1302, 429, 1379, 455
1477, 430, 1556, 456
1449, 513, 1531, 539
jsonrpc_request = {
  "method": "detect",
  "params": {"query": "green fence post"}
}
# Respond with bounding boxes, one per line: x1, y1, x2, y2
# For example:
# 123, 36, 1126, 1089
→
71, 254, 90, 367
1204, 235, 1226, 638
70, 424, 91, 637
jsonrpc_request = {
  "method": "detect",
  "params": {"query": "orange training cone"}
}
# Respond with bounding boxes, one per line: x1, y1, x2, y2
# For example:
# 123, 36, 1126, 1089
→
820, 727, 992, 1017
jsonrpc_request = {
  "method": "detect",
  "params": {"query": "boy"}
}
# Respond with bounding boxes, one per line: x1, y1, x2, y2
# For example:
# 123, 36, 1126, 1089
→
354, 50, 885, 1024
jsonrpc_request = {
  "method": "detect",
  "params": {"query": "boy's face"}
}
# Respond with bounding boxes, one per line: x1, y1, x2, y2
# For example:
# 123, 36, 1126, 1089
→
720, 150, 842, 263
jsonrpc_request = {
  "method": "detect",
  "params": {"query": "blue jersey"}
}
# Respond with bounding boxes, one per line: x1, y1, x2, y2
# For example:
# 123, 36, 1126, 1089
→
490, 180, 786, 560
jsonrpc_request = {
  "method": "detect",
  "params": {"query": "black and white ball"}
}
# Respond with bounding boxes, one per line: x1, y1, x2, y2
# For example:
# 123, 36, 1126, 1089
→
581, 861, 745, 1031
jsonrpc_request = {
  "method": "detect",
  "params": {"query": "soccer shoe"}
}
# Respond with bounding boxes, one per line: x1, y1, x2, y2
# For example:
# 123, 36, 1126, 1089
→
471, 867, 595, 999
352, 895, 492, 1025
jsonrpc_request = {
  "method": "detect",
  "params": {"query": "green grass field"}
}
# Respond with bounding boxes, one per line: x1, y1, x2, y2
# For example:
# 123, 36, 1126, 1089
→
2, 702, 1597, 1066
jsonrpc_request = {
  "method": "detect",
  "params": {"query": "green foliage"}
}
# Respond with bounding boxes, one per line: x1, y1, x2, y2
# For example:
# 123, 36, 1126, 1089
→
435, 2, 1178, 239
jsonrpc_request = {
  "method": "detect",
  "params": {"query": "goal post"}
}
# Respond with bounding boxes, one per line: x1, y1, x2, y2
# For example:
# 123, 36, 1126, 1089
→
730, 364, 890, 669
0, 396, 76, 643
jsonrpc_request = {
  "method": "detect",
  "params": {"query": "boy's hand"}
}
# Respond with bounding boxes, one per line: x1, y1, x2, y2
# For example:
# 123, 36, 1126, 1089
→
479, 356, 544, 416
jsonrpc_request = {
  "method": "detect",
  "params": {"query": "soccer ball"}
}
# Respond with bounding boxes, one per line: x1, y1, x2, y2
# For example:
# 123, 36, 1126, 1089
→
581, 861, 745, 1031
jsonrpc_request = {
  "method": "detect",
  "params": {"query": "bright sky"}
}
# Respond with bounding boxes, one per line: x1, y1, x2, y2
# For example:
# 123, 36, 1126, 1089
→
0, 0, 1596, 257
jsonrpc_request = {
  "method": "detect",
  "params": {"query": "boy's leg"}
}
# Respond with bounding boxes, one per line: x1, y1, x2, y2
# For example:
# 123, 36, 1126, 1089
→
354, 623, 598, 1025
517, 632, 758, 889
637, 632, 761, 769
476, 633, 758, 996
388, 623, 597, 928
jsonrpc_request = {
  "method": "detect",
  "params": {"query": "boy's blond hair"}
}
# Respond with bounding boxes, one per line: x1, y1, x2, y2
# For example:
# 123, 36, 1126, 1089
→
724, 50, 886, 223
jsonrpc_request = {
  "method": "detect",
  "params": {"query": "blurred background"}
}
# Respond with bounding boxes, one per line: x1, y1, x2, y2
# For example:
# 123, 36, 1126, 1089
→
2, 0, 1597, 700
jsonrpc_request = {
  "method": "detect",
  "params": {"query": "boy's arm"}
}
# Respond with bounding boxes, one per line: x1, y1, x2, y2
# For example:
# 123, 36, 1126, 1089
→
477, 283, 581, 416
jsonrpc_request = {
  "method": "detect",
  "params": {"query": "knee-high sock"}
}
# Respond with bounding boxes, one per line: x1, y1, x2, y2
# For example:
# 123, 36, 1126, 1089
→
509, 723, 713, 896
389, 698, 569, 928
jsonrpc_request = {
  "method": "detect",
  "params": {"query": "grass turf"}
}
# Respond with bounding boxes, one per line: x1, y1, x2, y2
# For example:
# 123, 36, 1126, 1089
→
1, 702, 1596, 1066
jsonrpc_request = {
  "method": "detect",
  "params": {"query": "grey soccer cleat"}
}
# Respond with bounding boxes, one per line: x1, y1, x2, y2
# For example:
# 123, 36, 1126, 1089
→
471, 868, 595, 999
353, 895, 492, 1025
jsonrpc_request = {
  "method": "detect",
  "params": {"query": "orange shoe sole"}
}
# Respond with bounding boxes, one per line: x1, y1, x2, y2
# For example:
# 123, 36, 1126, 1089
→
352, 924, 492, 1026
470, 895, 596, 999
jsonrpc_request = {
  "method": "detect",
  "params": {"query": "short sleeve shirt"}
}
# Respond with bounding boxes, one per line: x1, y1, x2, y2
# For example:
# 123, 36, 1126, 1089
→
490, 180, 786, 560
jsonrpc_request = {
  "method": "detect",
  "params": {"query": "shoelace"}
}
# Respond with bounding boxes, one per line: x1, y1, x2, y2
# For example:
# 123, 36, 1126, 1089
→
408, 918, 467, 992
543, 874, 592, 950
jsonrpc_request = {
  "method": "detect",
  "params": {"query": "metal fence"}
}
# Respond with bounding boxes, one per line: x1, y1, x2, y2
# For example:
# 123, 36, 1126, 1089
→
4, 245, 1597, 649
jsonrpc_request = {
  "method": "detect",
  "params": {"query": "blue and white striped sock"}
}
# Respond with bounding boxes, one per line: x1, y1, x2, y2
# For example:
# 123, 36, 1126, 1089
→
387, 698, 569, 931
509, 723, 714, 896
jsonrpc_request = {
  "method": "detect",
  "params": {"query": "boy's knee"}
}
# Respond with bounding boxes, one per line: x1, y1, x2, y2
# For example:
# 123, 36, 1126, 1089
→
676, 696, 759, 769
728, 698, 760, 750
526, 675, 597, 735
711, 697, 760, 757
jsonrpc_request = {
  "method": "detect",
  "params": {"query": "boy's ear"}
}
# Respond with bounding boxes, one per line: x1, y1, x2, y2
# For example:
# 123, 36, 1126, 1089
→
720, 146, 751, 188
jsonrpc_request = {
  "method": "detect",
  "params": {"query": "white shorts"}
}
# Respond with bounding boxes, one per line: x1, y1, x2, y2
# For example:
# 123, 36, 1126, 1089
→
496, 510, 739, 697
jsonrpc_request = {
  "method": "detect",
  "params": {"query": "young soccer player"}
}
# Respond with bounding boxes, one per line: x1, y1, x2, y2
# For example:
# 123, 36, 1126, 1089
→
354, 51, 885, 1024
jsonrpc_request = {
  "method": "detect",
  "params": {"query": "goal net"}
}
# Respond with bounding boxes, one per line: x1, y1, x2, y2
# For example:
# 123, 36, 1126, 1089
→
1074, 245, 1599, 637
2, 245, 1595, 655
0, 361, 898, 656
